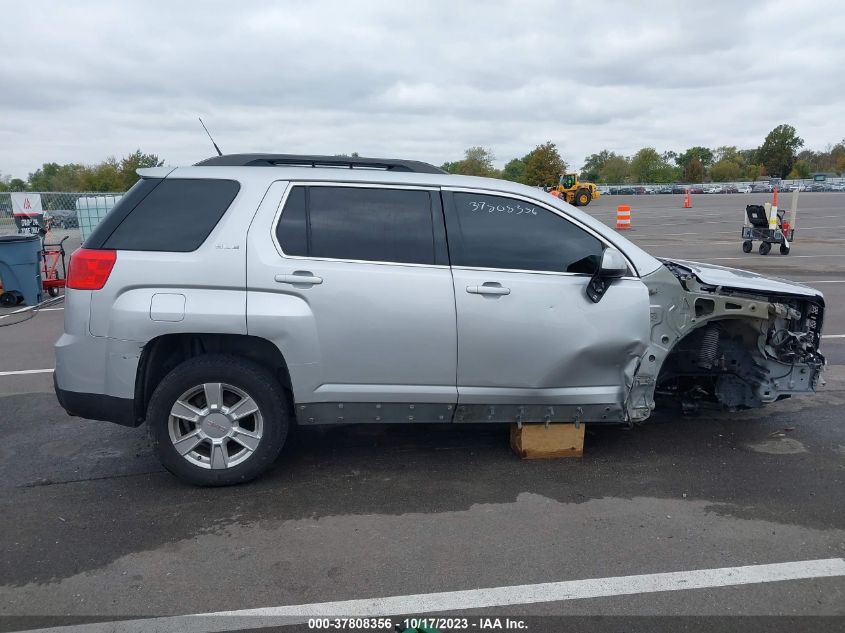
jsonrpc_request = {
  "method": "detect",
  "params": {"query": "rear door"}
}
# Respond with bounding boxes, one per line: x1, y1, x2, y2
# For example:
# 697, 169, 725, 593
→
443, 188, 651, 424
247, 182, 457, 424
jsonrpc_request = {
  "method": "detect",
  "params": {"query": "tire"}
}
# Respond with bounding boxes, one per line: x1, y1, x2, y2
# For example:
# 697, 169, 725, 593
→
147, 354, 289, 486
742, 241, 752, 253
47, 286, 60, 298
0, 293, 16, 307
780, 243, 790, 255
575, 190, 591, 207
759, 242, 771, 255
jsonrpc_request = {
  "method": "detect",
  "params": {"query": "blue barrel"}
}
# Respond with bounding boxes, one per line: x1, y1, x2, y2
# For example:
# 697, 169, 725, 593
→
0, 234, 43, 306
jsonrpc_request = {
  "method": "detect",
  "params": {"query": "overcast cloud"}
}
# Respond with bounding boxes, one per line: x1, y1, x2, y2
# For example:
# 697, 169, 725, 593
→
1, 0, 844, 178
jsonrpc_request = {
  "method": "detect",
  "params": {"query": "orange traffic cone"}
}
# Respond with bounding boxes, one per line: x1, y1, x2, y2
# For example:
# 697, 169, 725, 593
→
683, 189, 691, 208
616, 205, 631, 230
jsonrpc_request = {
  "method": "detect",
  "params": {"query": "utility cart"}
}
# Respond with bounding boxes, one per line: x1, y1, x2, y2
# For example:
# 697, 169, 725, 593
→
741, 203, 795, 255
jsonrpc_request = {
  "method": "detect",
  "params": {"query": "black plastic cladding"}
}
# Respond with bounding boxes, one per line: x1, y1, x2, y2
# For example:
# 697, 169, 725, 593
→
194, 153, 447, 174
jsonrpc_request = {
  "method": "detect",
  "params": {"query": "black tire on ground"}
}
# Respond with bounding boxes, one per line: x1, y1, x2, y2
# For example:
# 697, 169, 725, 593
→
47, 286, 60, 298
742, 241, 753, 253
780, 243, 790, 255
0, 293, 16, 307
147, 354, 290, 486
575, 190, 591, 207
759, 242, 771, 255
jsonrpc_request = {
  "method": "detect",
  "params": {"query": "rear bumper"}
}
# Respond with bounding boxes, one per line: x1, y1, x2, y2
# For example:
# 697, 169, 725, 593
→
54, 373, 140, 427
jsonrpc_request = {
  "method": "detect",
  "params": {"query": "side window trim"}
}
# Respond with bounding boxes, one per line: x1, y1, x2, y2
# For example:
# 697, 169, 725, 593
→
271, 181, 449, 268
441, 188, 637, 277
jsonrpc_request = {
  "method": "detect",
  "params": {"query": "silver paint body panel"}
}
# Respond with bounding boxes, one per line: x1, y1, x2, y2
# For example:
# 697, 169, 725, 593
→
53, 164, 822, 425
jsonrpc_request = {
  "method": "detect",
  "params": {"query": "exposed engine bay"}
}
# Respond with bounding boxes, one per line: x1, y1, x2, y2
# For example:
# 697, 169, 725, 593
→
624, 260, 825, 421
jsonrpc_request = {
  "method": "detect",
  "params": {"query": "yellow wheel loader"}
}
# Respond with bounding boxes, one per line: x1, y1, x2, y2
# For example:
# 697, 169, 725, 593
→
553, 173, 600, 207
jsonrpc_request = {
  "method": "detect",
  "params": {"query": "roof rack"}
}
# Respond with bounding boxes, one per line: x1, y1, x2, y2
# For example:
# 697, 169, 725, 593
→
194, 153, 446, 174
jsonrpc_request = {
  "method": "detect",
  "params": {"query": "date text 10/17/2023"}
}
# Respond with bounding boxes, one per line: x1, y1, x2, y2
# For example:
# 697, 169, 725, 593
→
307, 616, 529, 630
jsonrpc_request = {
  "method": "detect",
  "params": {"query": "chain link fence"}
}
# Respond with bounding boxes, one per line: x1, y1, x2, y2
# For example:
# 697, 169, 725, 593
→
0, 191, 123, 240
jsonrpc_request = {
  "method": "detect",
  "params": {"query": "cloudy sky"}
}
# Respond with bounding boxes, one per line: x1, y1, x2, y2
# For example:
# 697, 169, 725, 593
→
1, 0, 843, 178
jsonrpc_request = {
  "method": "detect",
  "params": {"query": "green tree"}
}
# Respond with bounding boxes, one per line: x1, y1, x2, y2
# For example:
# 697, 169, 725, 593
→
598, 155, 630, 184
501, 157, 526, 183
118, 150, 164, 190
442, 147, 498, 177
710, 159, 743, 182
684, 158, 705, 183
757, 124, 804, 179
581, 150, 618, 182
7, 178, 27, 192
676, 146, 714, 177
787, 159, 811, 179
629, 147, 677, 183
522, 142, 566, 187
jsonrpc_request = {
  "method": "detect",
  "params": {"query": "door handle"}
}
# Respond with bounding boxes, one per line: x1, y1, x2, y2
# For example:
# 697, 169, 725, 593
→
275, 271, 323, 285
466, 283, 510, 296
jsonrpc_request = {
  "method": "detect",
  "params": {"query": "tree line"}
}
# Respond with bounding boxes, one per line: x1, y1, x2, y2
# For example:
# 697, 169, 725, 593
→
2, 124, 843, 193
0, 150, 163, 192
444, 125, 845, 186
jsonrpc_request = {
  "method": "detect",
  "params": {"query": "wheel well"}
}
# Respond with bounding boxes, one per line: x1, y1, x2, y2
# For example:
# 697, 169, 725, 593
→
135, 333, 293, 422
656, 318, 764, 406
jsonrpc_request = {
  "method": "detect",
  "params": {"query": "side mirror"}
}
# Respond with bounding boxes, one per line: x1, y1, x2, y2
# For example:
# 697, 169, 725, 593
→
598, 248, 627, 278
586, 248, 627, 303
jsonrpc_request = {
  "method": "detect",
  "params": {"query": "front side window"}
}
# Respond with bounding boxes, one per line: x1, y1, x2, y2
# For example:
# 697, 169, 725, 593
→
276, 186, 436, 265
447, 192, 604, 274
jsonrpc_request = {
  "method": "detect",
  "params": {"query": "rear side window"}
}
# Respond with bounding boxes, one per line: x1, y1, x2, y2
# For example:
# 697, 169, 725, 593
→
446, 192, 604, 274
276, 186, 436, 265
98, 179, 240, 252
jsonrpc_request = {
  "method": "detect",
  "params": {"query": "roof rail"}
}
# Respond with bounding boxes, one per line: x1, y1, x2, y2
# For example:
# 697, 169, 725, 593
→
194, 153, 446, 174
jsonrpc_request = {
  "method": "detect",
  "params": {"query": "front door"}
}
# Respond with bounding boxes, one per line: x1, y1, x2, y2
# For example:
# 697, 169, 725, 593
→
443, 189, 650, 424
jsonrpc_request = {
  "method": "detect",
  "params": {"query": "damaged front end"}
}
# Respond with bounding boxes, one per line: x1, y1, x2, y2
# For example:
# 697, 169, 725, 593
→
625, 260, 825, 421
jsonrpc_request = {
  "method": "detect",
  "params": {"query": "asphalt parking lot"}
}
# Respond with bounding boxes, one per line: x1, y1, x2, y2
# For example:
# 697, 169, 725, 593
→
1, 193, 844, 632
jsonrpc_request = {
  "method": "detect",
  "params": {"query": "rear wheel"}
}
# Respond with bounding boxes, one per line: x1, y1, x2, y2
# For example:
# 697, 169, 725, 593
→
759, 242, 771, 255
780, 243, 790, 255
575, 190, 591, 206
147, 354, 289, 486
742, 241, 752, 253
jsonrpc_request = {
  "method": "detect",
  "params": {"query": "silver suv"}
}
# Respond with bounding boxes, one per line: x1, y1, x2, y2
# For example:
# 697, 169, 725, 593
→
54, 154, 826, 485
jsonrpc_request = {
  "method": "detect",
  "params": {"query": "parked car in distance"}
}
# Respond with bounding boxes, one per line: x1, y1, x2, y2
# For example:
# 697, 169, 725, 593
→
688, 185, 705, 194
737, 185, 752, 193
671, 184, 687, 194
705, 186, 723, 194
752, 183, 773, 193
722, 185, 739, 194
655, 185, 673, 194
53, 153, 827, 485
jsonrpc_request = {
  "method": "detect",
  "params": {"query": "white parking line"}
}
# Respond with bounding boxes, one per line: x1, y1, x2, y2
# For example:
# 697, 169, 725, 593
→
20, 558, 845, 632
0, 368, 54, 377
823, 334, 845, 339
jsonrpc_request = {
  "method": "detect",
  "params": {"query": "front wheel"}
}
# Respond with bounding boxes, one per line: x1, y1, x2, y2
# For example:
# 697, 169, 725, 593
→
742, 240, 752, 253
759, 242, 771, 255
575, 190, 591, 206
147, 354, 289, 486
780, 243, 790, 255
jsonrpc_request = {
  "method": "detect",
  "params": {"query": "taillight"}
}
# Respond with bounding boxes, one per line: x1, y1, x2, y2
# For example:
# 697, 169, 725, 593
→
66, 248, 117, 290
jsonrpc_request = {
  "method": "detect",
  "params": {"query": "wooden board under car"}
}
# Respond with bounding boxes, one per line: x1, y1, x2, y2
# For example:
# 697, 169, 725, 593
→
510, 423, 585, 459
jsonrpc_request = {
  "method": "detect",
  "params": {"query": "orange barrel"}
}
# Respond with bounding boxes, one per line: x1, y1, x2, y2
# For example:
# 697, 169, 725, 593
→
616, 205, 631, 230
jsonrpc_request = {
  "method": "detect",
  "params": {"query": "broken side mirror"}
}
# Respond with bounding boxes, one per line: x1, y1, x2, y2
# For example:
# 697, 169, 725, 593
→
586, 248, 627, 303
